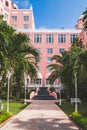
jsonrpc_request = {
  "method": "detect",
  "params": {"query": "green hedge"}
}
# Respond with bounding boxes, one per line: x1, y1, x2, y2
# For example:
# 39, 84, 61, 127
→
49, 87, 55, 92
70, 112, 87, 130
0, 112, 11, 124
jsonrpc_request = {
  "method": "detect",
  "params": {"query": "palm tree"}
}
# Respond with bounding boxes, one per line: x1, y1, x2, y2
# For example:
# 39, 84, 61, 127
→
12, 36, 39, 99
10, 33, 40, 99
0, 15, 15, 90
47, 55, 62, 84
47, 51, 73, 99
47, 43, 87, 100
83, 9, 87, 30
72, 38, 84, 48
0, 16, 40, 99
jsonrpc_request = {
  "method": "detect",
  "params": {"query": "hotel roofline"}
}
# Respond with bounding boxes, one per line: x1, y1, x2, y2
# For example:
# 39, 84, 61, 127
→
17, 29, 81, 33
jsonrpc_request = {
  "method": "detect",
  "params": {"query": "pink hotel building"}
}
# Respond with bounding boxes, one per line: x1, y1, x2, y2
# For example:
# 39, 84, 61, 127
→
0, 0, 87, 88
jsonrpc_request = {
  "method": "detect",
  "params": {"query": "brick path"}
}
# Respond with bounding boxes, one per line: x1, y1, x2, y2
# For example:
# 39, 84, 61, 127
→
0, 100, 81, 130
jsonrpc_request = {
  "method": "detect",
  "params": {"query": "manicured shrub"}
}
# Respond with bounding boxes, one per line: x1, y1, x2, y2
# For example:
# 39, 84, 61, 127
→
71, 112, 82, 120
70, 112, 87, 130
0, 112, 11, 123
49, 87, 55, 92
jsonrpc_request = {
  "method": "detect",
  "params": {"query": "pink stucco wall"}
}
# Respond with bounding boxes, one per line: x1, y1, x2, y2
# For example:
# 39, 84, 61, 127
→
24, 30, 80, 87
1, 0, 87, 87
10, 9, 34, 29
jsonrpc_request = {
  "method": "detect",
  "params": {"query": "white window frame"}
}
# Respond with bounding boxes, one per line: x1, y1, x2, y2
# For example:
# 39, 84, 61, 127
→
12, 16, 17, 21
36, 48, 41, 53
4, 13, 8, 20
23, 24, 29, 29
24, 16, 29, 21
46, 34, 54, 43
12, 24, 17, 29
70, 34, 78, 43
34, 34, 42, 43
47, 48, 53, 54
47, 57, 52, 62
34, 79, 42, 85
58, 34, 66, 43
59, 48, 65, 53
46, 79, 50, 85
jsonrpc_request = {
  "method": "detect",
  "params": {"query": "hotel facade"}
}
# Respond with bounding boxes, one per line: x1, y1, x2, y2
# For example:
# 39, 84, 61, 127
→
0, 0, 87, 89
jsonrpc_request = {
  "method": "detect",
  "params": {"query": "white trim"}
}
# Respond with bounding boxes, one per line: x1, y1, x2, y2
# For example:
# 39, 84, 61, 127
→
23, 12, 30, 14
17, 29, 81, 33
11, 12, 18, 14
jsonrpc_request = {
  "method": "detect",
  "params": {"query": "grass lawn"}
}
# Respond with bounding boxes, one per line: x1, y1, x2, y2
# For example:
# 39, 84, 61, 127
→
2, 101, 29, 114
0, 101, 29, 124
56, 100, 87, 116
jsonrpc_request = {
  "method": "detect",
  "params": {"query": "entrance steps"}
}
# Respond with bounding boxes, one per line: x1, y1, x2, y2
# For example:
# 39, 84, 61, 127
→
31, 87, 56, 100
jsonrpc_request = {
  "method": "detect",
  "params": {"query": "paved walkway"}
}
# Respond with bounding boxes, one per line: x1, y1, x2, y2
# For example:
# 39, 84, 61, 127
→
0, 100, 81, 130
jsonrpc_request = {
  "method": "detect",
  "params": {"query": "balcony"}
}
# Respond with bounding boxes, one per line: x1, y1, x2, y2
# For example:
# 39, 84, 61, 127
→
46, 84, 61, 88
27, 84, 61, 88
27, 84, 42, 88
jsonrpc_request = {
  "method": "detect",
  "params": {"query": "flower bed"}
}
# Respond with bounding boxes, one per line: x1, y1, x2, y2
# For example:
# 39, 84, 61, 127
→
70, 112, 87, 130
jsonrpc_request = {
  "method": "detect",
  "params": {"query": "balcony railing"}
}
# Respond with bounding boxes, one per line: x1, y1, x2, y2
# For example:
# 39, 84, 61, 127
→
46, 84, 61, 88
27, 84, 61, 88
27, 84, 42, 88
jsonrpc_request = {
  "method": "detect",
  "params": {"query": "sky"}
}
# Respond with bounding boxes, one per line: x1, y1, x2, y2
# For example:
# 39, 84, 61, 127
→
12, 0, 87, 29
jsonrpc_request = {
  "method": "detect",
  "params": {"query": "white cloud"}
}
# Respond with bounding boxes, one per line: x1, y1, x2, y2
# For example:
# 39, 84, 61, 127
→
12, 0, 31, 9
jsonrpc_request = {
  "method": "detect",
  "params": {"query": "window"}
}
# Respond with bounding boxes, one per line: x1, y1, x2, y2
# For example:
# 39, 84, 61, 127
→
58, 34, 66, 43
46, 79, 49, 85
37, 66, 40, 71
4, 13, 8, 20
12, 16, 17, 21
59, 48, 65, 53
46, 34, 54, 43
36, 48, 41, 53
34, 79, 42, 85
24, 16, 29, 21
12, 24, 17, 29
23, 24, 29, 29
47, 67, 51, 72
37, 79, 41, 85
0, 9, 3, 14
47, 57, 52, 62
34, 34, 42, 43
27, 34, 30, 37
70, 34, 78, 43
47, 48, 53, 54
26, 78, 29, 84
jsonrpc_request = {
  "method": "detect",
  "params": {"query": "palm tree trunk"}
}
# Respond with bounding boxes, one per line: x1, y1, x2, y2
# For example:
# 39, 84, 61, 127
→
9, 77, 13, 97
0, 73, 6, 91
15, 78, 21, 100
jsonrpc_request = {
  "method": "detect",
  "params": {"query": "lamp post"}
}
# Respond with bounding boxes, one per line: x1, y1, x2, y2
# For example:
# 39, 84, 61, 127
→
59, 84, 62, 105
24, 73, 27, 105
6, 71, 11, 112
74, 72, 78, 112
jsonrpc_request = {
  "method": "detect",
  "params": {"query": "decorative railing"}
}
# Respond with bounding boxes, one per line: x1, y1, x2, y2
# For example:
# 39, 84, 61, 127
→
27, 84, 61, 88
27, 84, 42, 88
